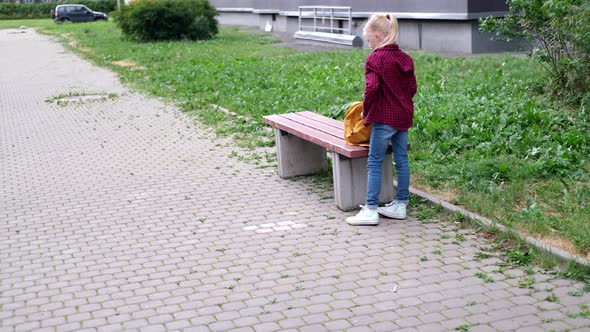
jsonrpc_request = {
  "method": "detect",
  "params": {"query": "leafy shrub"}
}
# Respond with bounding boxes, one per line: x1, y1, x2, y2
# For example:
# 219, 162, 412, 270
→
480, 0, 590, 105
0, 0, 115, 20
114, 0, 218, 41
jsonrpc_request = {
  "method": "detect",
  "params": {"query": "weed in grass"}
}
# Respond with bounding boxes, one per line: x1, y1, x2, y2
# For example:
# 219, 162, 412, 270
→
455, 233, 467, 242
415, 202, 443, 220
455, 324, 471, 332
544, 293, 559, 303
566, 304, 590, 319
506, 244, 534, 266
475, 272, 494, 283
467, 301, 477, 306
492, 266, 505, 274
474, 252, 491, 261
432, 250, 442, 255
453, 211, 467, 223
523, 266, 536, 275
567, 289, 584, 297
420, 256, 428, 262
518, 276, 536, 289
557, 260, 590, 282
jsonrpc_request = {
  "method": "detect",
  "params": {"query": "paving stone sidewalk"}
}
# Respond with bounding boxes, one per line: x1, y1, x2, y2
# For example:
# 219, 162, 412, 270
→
1, 28, 589, 332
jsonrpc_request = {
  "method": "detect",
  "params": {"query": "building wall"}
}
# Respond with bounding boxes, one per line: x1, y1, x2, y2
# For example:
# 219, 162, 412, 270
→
210, 0, 508, 13
211, 0, 517, 54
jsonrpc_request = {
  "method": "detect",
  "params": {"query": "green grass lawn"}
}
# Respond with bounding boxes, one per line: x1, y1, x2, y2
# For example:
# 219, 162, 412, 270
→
2, 19, 589, 257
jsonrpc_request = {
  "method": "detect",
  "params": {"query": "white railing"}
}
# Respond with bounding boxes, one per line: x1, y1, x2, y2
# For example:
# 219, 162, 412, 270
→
298, 6, 353, 35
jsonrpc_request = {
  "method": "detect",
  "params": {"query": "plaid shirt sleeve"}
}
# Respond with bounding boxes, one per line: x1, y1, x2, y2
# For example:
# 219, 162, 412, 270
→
362, 61, 380, 119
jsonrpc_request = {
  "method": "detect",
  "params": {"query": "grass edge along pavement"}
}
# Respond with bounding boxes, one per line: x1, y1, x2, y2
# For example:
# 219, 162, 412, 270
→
2, 19, 588, 273
396, 181, 590, 269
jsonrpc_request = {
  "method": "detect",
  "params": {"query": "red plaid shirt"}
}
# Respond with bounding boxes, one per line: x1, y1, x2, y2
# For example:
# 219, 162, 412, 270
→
362, 44, 417, 130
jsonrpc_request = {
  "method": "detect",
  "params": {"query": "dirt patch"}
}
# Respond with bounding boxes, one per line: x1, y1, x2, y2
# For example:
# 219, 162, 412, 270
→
112, 60, 146, 71
411, 175, 459, 203
540, 234, 590, 261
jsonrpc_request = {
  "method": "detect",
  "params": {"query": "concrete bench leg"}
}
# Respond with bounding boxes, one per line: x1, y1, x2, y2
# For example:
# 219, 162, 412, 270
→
275, 129, 329, 178
332, 152, 394, 211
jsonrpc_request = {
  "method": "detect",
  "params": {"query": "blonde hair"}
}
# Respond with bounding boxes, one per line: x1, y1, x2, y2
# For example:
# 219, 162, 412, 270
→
362, 14, 399, 50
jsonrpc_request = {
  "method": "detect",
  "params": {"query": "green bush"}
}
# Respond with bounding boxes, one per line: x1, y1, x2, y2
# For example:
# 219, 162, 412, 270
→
480, 0, 590, 105
0, 0, 116, 20
114, 0, 218, 41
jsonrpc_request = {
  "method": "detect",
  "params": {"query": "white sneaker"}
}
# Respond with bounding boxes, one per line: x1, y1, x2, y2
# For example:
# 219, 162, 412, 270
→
346, 205, 379, 226
378, 201, 407, 219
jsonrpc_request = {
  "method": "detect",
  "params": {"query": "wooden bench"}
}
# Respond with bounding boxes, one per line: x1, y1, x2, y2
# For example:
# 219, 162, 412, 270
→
263, 111, 394, 211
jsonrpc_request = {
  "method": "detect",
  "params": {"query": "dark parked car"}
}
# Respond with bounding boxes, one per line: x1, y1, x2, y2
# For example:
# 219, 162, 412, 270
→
51, 5, 108, 23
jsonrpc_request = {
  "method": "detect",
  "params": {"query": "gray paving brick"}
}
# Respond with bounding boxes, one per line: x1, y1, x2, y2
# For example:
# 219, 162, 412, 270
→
277, 317, 304, 329
370, 321, 399, 332
58, 322, 82, 332
419, 312, 446, 324
347, 327, 374, 332
300, 324, 329, 332
461, 325, 493, 332
325, 319, 352, 330
81, 317, 107, 328
253, 322, 281, 332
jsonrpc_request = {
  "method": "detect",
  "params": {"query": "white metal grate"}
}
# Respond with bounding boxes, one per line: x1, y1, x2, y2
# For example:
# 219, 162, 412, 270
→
298, 6, 353, 35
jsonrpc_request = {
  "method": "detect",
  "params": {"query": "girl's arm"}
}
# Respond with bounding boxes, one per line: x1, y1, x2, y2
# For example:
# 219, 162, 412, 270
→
363, 63, 380, 119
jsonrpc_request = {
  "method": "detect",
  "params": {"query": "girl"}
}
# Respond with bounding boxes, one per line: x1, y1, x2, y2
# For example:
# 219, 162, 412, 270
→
346, 14, 417, 226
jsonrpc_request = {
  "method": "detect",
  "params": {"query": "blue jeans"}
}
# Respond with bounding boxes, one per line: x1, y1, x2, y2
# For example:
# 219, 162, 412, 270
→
366, 122, 410, 208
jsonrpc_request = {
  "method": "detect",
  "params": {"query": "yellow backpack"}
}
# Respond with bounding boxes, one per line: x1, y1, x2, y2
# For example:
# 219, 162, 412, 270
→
344, 101, 372, 146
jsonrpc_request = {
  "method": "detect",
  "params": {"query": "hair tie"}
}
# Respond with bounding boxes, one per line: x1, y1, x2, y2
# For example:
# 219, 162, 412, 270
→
386, 14, 390, 20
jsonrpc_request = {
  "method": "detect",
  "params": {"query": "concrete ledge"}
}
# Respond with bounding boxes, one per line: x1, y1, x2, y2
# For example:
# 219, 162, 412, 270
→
280, 10, 508, 20
294, 31, 363, 47
252, 9, 280, 14
216, 7, 254, 13
395, 180, 590, 267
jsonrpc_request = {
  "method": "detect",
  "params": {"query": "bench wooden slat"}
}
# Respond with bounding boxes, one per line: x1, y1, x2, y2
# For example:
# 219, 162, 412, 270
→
296, 111, 345, 130
281, 112, 343, 140
263, 113, 369, 158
